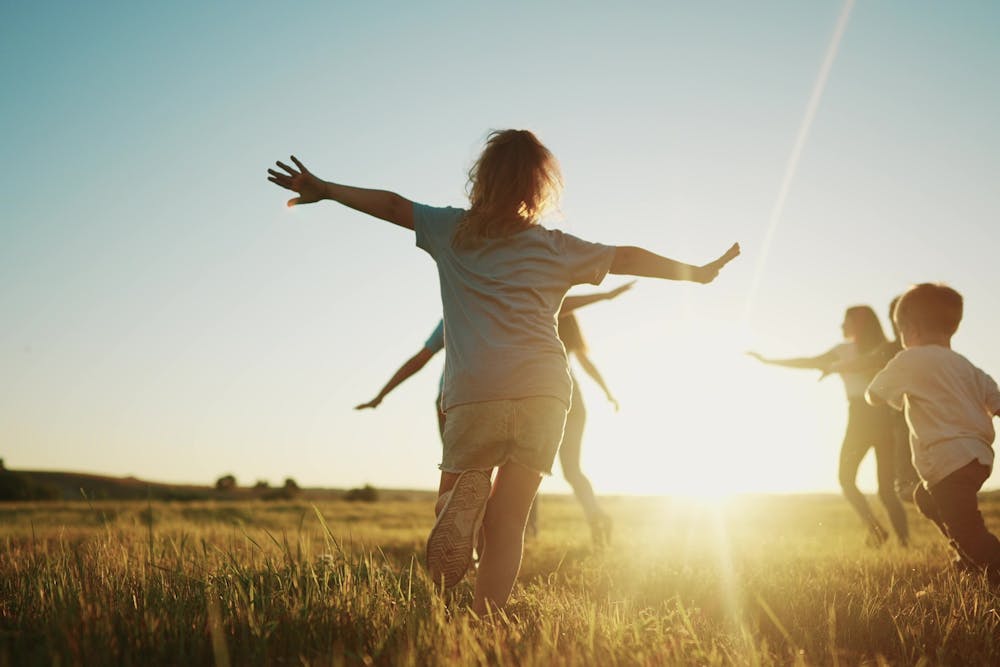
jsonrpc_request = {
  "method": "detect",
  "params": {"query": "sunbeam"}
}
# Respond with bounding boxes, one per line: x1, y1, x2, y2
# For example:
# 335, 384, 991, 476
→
743, 0, 857, 323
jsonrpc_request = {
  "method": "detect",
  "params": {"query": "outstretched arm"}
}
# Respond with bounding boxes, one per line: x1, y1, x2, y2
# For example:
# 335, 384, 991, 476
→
747, 349, 838, 372
561, 281, 636, 316
575, 351, 619, 412
355, 347, 436, 410
267, 156, 414, 230
609, 243, 740, 283
821, 345, 895, 380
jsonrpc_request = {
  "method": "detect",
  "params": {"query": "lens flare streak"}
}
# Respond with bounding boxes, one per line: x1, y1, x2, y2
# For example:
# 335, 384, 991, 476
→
743, 0, 857, 321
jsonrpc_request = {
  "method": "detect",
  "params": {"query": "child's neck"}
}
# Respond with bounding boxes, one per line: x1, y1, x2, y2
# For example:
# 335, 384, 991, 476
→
912, 335, 952, 349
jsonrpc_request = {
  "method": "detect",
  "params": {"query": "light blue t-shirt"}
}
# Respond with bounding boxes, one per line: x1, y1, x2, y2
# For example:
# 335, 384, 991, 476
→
414, 203, 615, 410
424, 319, 446, 398
424, 320, 445, 354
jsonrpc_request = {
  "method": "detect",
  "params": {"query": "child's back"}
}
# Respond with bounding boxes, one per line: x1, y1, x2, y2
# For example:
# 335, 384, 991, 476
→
869, 345, 1000, 486
268, 128, 740, 612
415, 203, 614, 411
867, 283, 1000, 578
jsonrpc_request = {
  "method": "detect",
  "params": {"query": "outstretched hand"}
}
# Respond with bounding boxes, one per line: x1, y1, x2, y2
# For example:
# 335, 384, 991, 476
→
267, 156, 326, 207
697, 243, 741, 284
608, 280, 637, 299
354, 398, 382, 410
607, 394, 620, 412
746, 351, 766, 363
817, 361, 838, 382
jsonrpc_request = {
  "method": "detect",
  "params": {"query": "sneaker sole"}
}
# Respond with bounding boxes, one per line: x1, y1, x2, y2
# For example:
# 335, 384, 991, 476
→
426, 471, 491, 588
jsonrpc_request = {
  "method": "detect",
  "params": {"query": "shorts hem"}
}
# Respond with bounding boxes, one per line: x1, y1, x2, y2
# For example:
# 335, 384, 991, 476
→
503, 456, 553, 477
438, 464, 497, 474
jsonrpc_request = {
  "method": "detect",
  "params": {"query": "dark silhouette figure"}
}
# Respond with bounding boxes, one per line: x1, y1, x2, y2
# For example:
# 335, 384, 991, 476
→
749, 306, 909, 546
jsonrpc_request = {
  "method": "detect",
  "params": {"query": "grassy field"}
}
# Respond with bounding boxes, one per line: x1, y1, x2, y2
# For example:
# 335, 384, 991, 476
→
2, 492, 999, 666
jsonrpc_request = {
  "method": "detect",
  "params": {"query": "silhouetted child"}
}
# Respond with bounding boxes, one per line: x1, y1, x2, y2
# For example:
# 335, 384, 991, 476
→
354, 282, 634, 545
556, 312, 618, 547
826, 296, 922, 502
749, 306, 909, 546
268, 129, 739, 614
867, 283, 1000, 578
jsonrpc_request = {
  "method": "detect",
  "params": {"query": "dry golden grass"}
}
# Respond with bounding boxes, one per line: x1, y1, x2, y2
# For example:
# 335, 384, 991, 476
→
1, 493, 999, 665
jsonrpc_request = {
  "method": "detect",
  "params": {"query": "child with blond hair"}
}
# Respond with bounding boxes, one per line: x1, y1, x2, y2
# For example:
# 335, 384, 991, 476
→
268, 129, 739, 613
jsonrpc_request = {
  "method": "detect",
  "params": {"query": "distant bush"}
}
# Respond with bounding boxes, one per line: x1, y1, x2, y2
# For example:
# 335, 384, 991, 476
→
215, 475, 237, 492
247, 477, 302, 501
344, 484, 378, 502
0, 471, 61, 501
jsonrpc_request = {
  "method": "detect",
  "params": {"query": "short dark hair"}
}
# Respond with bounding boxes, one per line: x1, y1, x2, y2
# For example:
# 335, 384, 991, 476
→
894, 283, 963, 337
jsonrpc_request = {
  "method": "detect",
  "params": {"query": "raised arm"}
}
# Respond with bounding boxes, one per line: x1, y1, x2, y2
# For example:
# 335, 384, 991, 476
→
575, 351, 619, 411
561, 281, 636, 317
267, 156, 414, 230
355, 347, 436, 410
609, 243, 739, 283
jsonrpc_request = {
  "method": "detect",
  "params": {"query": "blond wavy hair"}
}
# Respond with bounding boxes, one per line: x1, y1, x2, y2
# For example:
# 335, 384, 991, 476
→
452, 129, 563, 248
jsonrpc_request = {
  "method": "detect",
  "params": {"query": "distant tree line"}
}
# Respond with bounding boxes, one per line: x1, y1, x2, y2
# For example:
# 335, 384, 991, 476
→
214, 475, 380, 502
0, 466, 60, 501
214, 474, 302, 500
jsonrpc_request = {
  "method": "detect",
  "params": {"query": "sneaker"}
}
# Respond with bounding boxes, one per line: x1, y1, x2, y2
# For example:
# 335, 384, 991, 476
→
426, 470, 492, 588
473, 524, 486, 565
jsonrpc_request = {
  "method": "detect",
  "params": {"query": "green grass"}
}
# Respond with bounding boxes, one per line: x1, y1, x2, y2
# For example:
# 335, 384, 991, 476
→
1, 494, 998, 665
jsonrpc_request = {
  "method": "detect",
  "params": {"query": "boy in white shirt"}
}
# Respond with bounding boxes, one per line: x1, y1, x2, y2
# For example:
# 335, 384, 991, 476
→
867, 283, 1000, 577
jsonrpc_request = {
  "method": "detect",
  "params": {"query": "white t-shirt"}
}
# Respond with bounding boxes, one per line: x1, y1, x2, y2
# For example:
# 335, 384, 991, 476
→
413, 204, 615, 410
831, 342, 876, 400
867, 345, 1000, 486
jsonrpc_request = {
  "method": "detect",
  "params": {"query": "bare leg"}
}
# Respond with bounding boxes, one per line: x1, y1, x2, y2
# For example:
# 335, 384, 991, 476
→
473, 461, 541, 615
839, 402, 887, 543
525, 496, 539, 538
560, 387, 602, 520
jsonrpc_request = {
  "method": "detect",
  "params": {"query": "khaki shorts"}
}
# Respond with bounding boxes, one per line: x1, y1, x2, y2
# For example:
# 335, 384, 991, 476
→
441, 397, 568, 475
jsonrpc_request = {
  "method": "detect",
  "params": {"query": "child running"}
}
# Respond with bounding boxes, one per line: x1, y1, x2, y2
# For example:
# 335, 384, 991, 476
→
267, 129, 740, 614
355, 284, 633, 543
824, 296, 922, 501
867, 283, 1000, 579
556, 312, 619, 546
354, 282, 635, 437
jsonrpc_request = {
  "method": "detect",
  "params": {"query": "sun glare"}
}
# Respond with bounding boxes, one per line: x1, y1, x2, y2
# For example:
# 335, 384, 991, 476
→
557, 317, 841, 500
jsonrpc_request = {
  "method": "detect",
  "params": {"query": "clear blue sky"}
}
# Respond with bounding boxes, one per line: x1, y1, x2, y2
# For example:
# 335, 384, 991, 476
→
2, 1, 998, 495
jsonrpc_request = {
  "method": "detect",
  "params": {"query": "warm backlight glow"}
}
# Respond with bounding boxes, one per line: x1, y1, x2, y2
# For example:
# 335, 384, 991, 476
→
543, 316, 854, 499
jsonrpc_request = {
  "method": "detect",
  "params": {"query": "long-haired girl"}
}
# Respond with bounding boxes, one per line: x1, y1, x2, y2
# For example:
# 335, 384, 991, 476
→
749, 306, 909, 546
268, 129, 739, 613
